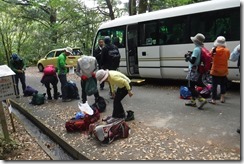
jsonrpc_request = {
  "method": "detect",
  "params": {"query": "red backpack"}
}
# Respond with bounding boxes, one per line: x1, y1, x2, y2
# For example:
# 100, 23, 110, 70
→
65, 108, 100, 132
88, 119, 130, 144
43, 65, 56, 75
198, 47, 212, 74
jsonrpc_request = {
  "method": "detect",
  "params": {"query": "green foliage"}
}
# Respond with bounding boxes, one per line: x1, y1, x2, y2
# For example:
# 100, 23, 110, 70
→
0, 0, 206, 66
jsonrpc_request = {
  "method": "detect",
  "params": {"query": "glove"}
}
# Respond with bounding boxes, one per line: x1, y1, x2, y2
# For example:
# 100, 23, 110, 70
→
81, 75, 88, 81
91, 72, 96, 78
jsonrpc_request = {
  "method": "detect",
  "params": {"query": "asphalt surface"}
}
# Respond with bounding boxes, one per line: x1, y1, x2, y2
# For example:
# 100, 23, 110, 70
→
9, 66, 241, 160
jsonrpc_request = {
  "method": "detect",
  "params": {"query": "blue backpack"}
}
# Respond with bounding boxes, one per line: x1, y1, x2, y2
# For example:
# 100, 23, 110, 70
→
180, 86, 192, 99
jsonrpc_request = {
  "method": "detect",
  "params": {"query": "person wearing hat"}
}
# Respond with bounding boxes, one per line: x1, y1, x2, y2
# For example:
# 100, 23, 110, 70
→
208, 36, 230, 105
184, 33, 207, 109
76, 55, 100, 103
57, 47, 73, 102
9, 53, 26, 97
96, 69, 133, 124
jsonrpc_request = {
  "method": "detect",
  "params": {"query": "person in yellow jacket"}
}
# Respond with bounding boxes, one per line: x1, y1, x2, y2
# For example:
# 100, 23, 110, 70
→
96, 69, 133, 123
209, 36, 230, 104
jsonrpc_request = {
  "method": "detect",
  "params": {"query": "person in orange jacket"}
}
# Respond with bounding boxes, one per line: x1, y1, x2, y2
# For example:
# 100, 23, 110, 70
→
208, 36, 230, 104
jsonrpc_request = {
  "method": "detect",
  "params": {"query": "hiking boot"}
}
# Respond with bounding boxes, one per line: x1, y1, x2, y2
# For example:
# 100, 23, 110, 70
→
198, 97, 207, 109
125, 110, 135, 121
185, 99, 197, 107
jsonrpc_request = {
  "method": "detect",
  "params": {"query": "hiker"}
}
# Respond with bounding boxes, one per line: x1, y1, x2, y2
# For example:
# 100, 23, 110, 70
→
93, 39, 105, 90
9, 53, 26, 97
41, 65, 59, 100
184, 33, 207, 109
100, 36, 121, 98
208, 36, 230, 105
96, 69, 133, 123
76, 55, 100, 103
57, 47, 73, 102
230, 44, 240, 73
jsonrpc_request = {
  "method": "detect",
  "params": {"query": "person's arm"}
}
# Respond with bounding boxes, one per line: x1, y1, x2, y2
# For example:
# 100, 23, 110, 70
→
75, 61, 82, 77
9, 60, 18, 73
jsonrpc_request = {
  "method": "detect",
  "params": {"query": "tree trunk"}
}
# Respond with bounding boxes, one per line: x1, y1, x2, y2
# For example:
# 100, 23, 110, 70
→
50, 8, 58, 44
138, 0, 148, 14
129, 0, 137, 16
105, 0, 115, 20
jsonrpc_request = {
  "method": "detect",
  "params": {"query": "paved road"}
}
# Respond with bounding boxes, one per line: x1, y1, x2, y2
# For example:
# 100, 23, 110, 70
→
16, 66, 241, 160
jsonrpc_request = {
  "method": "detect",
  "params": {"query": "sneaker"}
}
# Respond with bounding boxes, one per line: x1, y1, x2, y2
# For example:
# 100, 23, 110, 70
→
62, 99, 72, 102
47, 97, 52, 100
185, 99, 197, 107
198, 98, 207, 109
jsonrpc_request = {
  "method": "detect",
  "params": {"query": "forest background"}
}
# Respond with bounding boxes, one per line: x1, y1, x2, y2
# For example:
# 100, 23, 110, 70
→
0, 0, 206, 66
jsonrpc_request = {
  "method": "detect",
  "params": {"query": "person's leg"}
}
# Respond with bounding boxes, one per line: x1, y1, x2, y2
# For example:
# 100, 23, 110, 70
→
210, 75, 218, 104
185, 80, 198, 107
81, 80, 87, 103
58, 74, 68, 100
112, 87, 128, 118
50, 77, 58, 99
45, 83, 52, 100
220, 76, 227, 103
19, 72, 26, 94
15, 74, 20, 96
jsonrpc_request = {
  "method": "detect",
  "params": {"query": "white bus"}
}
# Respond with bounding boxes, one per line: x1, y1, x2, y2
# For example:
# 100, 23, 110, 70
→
92, 0, 240, 81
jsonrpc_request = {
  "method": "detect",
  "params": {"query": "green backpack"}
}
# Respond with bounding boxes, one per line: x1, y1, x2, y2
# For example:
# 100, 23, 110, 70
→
31, 93, 45, 105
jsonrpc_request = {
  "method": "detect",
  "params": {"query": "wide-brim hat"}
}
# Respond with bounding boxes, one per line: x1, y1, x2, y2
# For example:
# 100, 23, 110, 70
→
190, 33, 205, 45
214, 36, 226, 47
65, 47, 73, 55
96, 69, 109, 84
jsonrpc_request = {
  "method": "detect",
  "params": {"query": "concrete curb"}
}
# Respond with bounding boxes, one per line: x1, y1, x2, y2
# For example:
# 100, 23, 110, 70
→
9, 99, 89, 160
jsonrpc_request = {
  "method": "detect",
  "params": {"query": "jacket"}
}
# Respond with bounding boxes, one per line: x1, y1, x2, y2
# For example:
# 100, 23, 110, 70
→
210, 46, 230, 76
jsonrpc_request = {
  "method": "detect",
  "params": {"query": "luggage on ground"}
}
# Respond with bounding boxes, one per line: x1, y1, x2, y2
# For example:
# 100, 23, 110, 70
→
24, 86, 38, 96
91, 96, 106, 113
65, 81, 80, 99
180, 86, 192, 99
30, 93, 45, 105
65, 108, 100, 132
89, 119, 130, 144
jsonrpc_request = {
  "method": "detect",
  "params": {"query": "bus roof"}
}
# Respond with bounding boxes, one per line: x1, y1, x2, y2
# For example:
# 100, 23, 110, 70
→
99, 0, 240, 30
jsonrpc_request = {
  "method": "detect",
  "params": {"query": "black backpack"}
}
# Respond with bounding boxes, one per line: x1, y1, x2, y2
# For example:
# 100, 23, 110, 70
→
108, 46, 120, 69
91, 96, 106, 113
65, 81, 80, 99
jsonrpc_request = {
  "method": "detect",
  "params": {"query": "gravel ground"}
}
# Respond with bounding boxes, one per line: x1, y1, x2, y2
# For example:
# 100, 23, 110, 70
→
1, 66, 241, 160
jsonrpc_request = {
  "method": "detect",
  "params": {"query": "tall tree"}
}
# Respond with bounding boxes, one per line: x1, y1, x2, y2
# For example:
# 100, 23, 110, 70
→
129, 0, 136, 15
138, 0, 148, 14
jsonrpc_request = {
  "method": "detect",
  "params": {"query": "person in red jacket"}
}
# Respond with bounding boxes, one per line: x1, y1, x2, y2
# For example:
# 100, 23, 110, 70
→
208, 36, 230, 104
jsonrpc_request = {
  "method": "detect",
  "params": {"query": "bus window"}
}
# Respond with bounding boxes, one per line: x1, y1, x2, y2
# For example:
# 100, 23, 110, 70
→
139, 21, 158, 46
94, 26, 126, 50
190, 7, 240, 42
158, 16, 188, 45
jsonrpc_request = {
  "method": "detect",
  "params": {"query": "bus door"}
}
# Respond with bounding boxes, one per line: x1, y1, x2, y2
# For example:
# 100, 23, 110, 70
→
127, 24, 139, 76
137, 21, 161, 78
